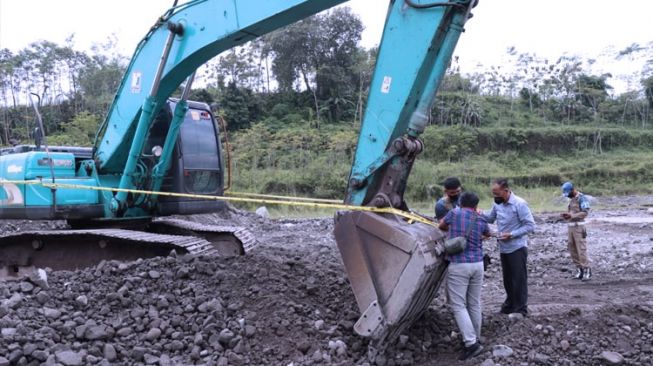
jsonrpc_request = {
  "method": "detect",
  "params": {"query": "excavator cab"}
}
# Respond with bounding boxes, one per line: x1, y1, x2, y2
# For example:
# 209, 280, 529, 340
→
152, 100, 228, 216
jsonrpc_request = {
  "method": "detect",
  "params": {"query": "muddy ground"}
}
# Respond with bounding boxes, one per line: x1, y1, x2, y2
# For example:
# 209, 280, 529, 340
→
1, 196, 652, 366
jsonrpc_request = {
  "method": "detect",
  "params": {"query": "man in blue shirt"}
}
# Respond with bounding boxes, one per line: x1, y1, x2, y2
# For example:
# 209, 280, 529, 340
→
435, 176, 463, 221
439, 192, 490, 361
483, 178, 536, 316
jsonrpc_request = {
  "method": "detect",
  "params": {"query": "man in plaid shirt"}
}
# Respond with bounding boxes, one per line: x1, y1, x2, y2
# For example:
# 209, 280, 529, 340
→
439, 192, 490, 361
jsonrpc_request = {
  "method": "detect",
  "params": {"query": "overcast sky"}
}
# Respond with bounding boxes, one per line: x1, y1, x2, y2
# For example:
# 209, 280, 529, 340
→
1, 0, 651, 91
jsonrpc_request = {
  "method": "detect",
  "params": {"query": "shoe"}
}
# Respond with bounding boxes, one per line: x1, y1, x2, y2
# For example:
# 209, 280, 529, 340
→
581, 268, 592, 281
500, 302, 513, 314
458, 342, 483, 361
572, 267, 583, 279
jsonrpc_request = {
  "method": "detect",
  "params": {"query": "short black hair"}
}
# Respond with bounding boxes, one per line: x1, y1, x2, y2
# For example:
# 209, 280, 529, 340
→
442, 176, 462, 190
493, 178, 510, 190
459, 192, 480, 208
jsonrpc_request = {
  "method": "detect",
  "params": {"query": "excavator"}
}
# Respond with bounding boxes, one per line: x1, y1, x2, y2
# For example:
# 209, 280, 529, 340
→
0, 0, 476, 347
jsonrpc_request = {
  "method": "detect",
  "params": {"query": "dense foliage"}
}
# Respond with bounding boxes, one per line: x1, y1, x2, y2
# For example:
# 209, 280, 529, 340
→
1, 8, 652, 204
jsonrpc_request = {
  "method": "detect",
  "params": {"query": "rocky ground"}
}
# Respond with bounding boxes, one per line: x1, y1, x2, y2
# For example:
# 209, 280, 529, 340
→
1, 196, 653, 366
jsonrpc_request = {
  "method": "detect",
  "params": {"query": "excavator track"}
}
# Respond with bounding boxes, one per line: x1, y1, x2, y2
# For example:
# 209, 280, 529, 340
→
0, 228, 218, 278
148, 218, 258, 256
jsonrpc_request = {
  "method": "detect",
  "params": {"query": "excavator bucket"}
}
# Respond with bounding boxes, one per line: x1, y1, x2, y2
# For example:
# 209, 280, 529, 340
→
334, 210, 448, 346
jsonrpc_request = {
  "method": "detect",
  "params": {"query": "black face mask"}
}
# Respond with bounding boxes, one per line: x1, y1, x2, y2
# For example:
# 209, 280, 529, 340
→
493, 196, 505, 204
567, 192, 575, 198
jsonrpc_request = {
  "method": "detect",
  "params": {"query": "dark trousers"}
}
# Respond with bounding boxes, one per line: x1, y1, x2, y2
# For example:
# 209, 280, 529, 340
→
500, 246, 528, 314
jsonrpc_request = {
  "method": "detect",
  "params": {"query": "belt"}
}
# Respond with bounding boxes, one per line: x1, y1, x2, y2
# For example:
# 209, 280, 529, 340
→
567, 222, 585, 227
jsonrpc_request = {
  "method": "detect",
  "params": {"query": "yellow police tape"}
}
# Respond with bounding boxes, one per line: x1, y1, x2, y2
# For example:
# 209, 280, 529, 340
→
0, 179, 439, 228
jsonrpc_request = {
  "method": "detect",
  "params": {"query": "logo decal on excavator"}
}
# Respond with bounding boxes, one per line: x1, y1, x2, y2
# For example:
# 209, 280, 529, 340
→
381, 76, 392, 94
0, 180, 24, 205
131, 71, 142, 93
7, 164, 22, 174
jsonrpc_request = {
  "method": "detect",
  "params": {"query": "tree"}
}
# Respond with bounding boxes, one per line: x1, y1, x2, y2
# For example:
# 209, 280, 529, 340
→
218, 82, 261, 131
47, 112, 100, 146
575, 73, 613, 121
263, 7, 363, 124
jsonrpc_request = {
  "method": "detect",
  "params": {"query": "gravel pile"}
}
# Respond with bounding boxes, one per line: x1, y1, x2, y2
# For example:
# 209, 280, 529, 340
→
1, 202, 652, 365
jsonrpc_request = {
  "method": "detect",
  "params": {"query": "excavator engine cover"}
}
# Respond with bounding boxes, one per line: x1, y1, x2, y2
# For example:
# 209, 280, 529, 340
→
334, 210, 448, 346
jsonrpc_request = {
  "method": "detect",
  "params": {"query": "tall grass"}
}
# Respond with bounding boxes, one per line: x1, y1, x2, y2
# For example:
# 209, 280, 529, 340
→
228, 124, 653, 218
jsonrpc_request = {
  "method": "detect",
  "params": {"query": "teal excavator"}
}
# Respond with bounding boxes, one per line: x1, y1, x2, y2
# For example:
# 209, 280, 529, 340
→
0, 0, 476, 346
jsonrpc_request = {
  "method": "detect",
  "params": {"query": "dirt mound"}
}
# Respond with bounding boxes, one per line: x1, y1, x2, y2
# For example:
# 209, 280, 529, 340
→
1, 203, 652, 365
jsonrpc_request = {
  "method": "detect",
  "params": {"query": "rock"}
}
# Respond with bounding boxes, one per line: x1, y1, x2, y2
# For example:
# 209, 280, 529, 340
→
131, 347, 147, 361
35, 292, 50, 305
148, 270, 160, 279
32, 350, 48, 361
103, 344, 117, 361
600, 351, 624, 365
255, 206, 269, 219
4, 293, 22, 309
19, 282, 34, 293
399, 335, 409, 346
0, 357, 8, 366
22, 343, 37, 356
84, 325, 112, 340
244, 325, 256, 338
176, 267, 190, 279
143, 354, 159, 364
508, 313, 524, 322
146, 328, 162, 341
159, 354, 172, 366
116, 327, 133, 337
1, 328, 17, 337
28, 268, 49, 289
218, 329, 235, 345
75, 295, 88, 307
227, 351, 245, 366
297, 341, 311, 354
327, 339, 347, 356
560, 340, 570, 351
198, 298, 223, 313
55, 350, 83, 366
170, 340, 185, 351
0, 305, 8, 318
311, 350, 323, 363
647, 207, 653, 215
493, 345, 514, 358
43, 307, 62, 319
534, 353, 550, 363
479, 359, 495, 366
315, 320, 325, 330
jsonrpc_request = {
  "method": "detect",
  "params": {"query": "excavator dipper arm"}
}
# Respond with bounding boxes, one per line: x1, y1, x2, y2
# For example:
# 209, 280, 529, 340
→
335, 0, 476, 347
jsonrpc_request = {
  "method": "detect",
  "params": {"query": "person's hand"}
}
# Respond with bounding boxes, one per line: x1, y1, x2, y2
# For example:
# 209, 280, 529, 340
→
499, 232, 512, 240
560, 212, 571, 219
476, 208, 483, 215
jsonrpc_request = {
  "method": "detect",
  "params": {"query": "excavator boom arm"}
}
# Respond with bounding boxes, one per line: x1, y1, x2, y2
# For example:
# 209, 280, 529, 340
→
94, 0, 348, 172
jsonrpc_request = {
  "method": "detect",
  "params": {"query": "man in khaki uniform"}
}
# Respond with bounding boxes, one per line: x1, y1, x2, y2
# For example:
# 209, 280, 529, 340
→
560, 181, 592, 281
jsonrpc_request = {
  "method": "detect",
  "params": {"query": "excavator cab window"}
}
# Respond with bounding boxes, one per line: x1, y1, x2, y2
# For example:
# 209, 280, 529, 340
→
178, 108, 221, 194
